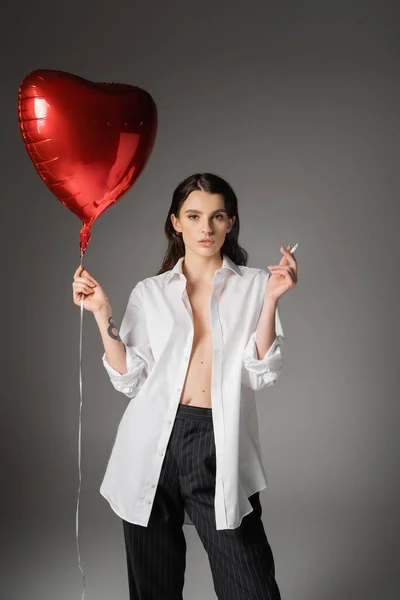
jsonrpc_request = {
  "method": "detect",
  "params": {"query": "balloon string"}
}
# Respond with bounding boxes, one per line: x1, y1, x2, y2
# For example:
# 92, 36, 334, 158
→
76, 250, 86, 599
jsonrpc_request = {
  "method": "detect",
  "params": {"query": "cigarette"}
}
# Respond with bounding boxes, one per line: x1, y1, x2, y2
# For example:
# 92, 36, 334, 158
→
289, 243, 299, 254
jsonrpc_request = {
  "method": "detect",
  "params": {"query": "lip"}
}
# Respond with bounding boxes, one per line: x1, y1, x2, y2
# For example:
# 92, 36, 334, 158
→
198, 239, 215, 245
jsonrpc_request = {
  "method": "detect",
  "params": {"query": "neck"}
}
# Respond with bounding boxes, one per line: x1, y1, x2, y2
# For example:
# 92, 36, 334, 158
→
182, 248, 223, 285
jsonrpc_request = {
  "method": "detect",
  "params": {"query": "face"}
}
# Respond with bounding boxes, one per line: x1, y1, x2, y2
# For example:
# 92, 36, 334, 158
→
171, 190, 236, 255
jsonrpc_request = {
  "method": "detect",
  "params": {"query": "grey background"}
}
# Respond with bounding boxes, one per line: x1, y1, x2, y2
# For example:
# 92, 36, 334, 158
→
2, 1, 399, 599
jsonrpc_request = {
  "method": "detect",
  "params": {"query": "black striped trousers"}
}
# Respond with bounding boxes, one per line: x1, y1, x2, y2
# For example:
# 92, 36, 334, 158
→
122, 402, 281, 600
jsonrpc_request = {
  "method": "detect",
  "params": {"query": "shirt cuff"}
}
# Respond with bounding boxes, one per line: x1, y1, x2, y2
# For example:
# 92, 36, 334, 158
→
102, 345, 146, 393
243, 331, 284, 376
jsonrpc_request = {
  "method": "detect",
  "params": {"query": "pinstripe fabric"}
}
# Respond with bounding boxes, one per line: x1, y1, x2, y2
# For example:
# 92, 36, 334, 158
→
122, 403, 281, 600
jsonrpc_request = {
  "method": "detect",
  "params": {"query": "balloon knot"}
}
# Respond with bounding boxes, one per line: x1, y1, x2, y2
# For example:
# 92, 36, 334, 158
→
79, 224, 92, 256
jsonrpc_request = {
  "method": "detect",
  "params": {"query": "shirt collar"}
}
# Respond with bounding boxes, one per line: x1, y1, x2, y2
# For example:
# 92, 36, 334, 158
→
164, 253, 242, 284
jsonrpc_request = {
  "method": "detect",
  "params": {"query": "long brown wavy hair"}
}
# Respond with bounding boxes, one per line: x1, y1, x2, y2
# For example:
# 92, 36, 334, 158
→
156, 173, 248, 275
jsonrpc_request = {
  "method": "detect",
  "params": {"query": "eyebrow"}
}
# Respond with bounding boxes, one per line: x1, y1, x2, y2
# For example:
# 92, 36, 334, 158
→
183, 208, 227, 214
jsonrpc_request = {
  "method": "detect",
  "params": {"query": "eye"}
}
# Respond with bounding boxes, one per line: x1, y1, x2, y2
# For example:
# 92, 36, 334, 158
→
187, 214, 224, 220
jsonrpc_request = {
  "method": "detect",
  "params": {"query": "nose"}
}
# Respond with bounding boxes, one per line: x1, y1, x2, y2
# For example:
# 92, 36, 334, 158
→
202, 221, 213, 232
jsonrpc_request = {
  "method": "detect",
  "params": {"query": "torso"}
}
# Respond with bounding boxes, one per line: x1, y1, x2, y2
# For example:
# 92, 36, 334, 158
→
179, 281, 214, 408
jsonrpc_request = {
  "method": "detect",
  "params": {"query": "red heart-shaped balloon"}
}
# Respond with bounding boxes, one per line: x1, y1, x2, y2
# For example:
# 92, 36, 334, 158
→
17, 69, 157, 255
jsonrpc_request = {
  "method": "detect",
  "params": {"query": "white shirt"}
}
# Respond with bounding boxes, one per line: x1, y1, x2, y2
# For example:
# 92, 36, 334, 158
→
100, 253, 284, 530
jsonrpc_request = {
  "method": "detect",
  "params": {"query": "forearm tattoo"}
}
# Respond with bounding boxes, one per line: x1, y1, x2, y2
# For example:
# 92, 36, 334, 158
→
107, 317, 122, 343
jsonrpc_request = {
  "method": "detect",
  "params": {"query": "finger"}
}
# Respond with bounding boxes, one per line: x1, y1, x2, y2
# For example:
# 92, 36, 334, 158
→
73, 276, 96, 287
74, 270, 98, 286
75, 292, 88, 304
74, 265, 84, 277
74, 288, 94, 298
74, 292, 93, 301
280, 247, 296, 265
268, 268, 291, 276
269, 264, 291, 270
80, 269, 99, 285
269, 267, 297, 281
285, 245, 297, 260
287, 244, 295, 261
268, 269, 284, 275
74, 282, 94, 294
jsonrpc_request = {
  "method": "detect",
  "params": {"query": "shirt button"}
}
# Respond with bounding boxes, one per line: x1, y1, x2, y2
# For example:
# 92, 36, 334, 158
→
146, 499, 152, 504
151, 484, 156, 488
177, 388, 181, 392
159, 451, 164, 456
167, 419, 172, 424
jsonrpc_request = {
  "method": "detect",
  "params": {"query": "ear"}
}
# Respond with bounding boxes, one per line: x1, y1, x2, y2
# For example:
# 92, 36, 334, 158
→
170, 213, 181, 233
227, 216, 236, 232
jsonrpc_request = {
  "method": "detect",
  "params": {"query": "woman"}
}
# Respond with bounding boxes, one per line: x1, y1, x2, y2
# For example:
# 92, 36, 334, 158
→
72, 173, 298, 600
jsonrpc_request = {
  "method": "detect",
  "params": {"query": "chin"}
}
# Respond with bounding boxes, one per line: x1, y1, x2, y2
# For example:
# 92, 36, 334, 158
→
198, 244, 220, 251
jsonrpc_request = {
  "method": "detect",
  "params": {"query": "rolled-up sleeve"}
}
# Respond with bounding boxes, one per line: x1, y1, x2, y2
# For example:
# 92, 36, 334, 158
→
241, 301, 284, 391
102, 283, 154, 399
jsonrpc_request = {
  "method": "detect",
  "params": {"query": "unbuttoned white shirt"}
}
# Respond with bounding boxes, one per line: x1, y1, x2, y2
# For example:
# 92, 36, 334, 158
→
100, 254, 284, 530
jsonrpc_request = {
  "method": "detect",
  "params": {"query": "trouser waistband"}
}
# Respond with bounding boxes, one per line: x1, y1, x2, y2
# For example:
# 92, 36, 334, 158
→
175, 403, 213, 422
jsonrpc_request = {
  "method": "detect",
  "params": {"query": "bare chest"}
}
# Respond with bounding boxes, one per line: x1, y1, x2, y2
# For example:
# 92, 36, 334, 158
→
179, 284, 214, 407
